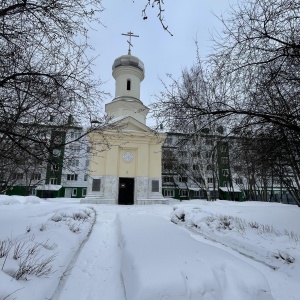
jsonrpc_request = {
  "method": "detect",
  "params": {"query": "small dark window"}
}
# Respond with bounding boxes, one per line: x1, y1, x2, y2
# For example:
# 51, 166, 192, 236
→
152, 180, 159, 192
92, 179, 101, 191
127, 79, 131, 91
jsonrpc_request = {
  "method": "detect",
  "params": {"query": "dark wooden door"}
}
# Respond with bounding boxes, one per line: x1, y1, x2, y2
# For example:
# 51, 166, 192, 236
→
118, 177, 134, 205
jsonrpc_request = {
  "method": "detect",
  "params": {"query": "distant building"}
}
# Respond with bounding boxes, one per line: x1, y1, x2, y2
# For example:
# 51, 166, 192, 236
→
4, 125, 89, 199
161, 131, 294, 204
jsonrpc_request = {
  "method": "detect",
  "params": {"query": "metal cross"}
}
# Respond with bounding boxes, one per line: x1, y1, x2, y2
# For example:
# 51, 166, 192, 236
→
121, 31, 139, 55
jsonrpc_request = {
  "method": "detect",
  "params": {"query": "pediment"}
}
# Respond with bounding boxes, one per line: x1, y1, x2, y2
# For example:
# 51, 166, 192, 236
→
111, 116, 153, 133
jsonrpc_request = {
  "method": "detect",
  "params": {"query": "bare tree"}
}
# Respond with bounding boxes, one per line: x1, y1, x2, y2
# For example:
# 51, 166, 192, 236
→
0, 1, 117, 173
140, 0, 172, 36
153, 0, 300, 206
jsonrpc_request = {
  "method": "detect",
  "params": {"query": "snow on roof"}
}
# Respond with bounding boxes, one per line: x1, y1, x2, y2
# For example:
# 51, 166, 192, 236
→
219, 185, 241, 192
35, 184, 62, 191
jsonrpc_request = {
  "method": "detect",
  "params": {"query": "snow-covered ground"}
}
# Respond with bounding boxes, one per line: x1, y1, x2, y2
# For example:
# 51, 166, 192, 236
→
0, 196, 299, 300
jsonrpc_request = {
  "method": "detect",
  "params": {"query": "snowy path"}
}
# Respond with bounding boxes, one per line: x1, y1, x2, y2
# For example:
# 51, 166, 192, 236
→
52, 207, 126, 300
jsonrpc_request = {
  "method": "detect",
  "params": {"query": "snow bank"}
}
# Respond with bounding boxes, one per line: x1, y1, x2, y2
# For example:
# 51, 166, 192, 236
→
171, 205, 300, 276
0, 195, 41, 205
0, 206, 95, 300
117, 213, 273, 300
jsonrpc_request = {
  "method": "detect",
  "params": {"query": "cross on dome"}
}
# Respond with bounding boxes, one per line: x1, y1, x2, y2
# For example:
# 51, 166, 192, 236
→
121, 31, 139, 55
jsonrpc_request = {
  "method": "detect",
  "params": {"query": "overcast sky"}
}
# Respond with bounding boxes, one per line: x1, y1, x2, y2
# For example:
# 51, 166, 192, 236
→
89, 0, 233, 126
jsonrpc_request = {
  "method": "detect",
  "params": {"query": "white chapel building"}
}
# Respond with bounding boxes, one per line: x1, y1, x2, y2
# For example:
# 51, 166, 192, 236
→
81, 51, 167, 205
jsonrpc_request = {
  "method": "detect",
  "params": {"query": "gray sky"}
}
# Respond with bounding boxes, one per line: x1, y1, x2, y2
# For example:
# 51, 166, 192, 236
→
89, 0, 232, 126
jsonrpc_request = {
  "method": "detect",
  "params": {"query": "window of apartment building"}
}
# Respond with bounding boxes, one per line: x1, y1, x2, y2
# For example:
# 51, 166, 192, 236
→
70, 144, 81, 152
72, 188, 77, 197
163, 176, 173, 183
51, 164, 59, 171
273, 179, 281, 185
178, 151, 187, 157
181, 163, 188, 170
193, 164, 199, 170
34, 158, 43, 166
69, 159, 79, 167
180, 190, 188, 197
84, 174, 88, 181
179, 176, 188, 183
53, 135, 61, 144
165, 137, 173, 145
152, 180, 159, 192
235, 178, 243, 184
164, 189, 174, 197
67, 174, 78, 181
221, 144, 227, 153
233, 165, 242, 172
85, 160, 89, 168
50, 178, 57, 184
207, 177, 213, 184
12, 173, 23, 180
31, 173, 41, 181
192, 151, 200, 157
195, 177, 202, 183
163, 162, 174, 170
70, 132, 81, 140
194, 190, 200, 198
222, 169, 229, 176
82, 188, 87, 196
92, 179, 101, 191
86, 146, 91, 153
221, 157, 228, 164
206, 139, 213, 145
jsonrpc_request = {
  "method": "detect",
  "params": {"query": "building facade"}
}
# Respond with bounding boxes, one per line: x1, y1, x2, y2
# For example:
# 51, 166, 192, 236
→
4, 126, 89, 198
82, 54, 167, 205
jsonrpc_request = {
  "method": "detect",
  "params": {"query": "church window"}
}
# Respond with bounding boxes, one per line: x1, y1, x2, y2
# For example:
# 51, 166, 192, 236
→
152, 180, 159, 192
127, 79, 131, 91
92, 179, 101, 191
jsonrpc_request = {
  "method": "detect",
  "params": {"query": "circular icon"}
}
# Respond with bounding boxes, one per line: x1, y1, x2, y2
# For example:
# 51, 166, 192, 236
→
123, 152, 133, 163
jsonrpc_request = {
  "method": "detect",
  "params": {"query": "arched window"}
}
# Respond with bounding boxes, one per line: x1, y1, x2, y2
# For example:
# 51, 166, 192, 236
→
127, 79, 131, 91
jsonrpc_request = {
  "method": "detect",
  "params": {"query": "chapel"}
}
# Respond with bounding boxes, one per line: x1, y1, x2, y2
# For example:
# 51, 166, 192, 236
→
81, 40, 167, 205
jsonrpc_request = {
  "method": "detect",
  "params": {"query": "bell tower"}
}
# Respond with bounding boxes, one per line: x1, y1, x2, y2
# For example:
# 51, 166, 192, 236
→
105, 54, 149, 125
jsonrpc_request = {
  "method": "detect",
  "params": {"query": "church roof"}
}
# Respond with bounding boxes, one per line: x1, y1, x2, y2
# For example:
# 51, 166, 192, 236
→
112, 55, 144, 73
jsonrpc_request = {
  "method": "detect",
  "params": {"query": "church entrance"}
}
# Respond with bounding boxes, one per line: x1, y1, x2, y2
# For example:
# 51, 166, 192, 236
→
118, 177, 134, 205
